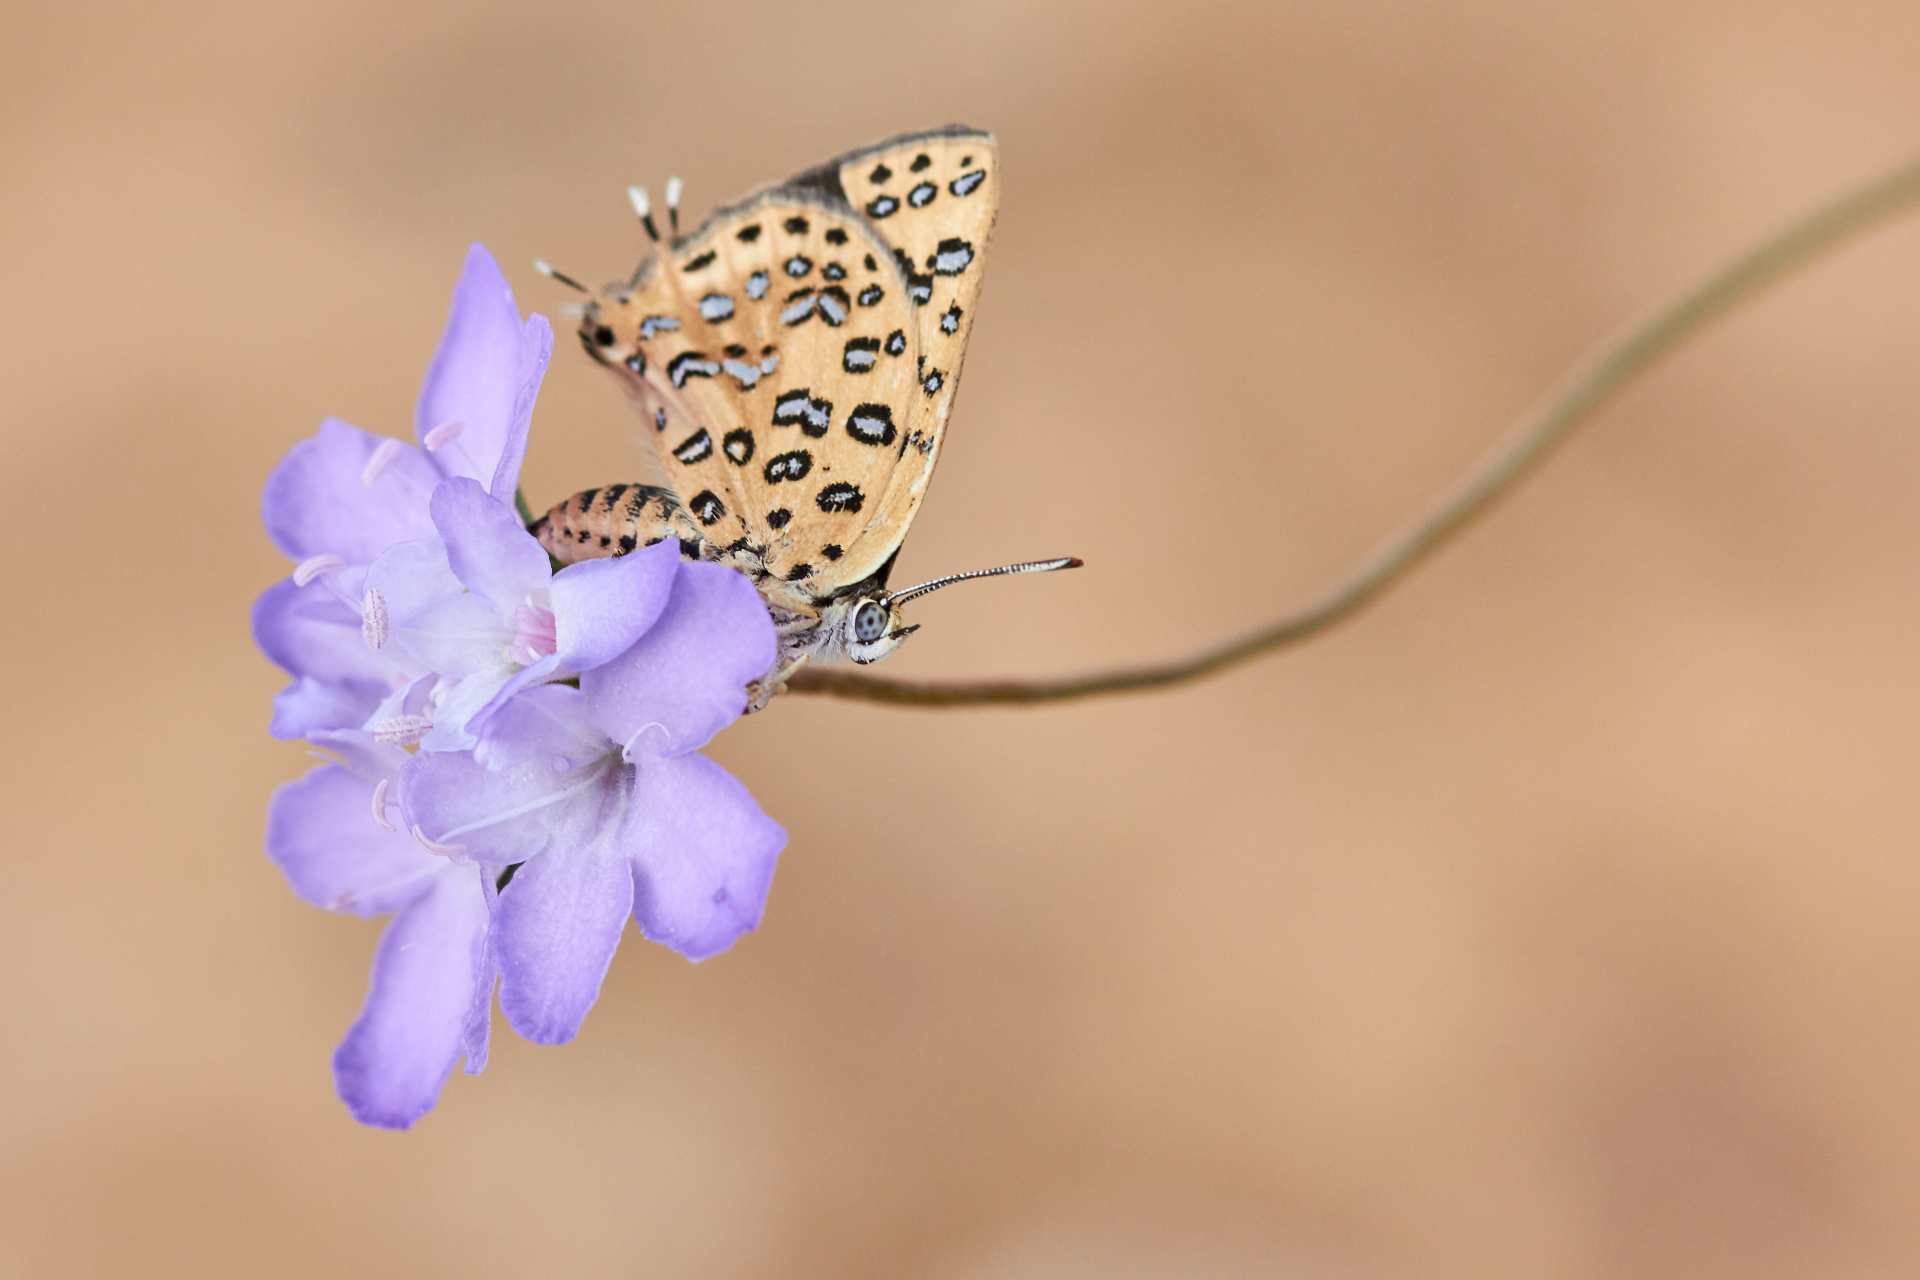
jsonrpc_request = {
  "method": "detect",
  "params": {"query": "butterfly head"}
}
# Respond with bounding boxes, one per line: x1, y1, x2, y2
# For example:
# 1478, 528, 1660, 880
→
832, 557, 1083, 666
841, 597, 919, 665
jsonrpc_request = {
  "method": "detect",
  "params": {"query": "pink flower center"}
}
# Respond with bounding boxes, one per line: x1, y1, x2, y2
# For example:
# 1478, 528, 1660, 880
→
507, 602, 558, 666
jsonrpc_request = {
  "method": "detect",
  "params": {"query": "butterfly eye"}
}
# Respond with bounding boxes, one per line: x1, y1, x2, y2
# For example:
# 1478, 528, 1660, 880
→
852, 600, 889, 644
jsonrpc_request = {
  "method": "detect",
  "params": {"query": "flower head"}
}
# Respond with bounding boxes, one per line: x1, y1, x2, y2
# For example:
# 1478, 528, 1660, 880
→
357, 477, 681, 751
254, 244, 786, 1128
254, 245, 553, 739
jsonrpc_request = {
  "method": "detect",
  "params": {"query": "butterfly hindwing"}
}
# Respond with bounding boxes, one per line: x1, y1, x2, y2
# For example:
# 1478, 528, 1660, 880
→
589, 197, 920, 606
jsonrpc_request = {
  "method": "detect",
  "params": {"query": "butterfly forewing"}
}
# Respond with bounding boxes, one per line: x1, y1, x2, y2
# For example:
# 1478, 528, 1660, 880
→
583, 125, 1000, 612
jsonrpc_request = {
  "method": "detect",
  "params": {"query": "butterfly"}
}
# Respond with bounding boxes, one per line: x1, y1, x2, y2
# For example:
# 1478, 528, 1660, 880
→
530, 125, 1079, 702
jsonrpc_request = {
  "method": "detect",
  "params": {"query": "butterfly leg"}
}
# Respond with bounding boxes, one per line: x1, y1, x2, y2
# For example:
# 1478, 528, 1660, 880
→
746, 653, 813, 714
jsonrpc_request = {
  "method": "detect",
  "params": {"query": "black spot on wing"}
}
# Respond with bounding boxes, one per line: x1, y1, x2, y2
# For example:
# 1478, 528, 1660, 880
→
736, 223, 762, 243
825, 228, 849, 246
766, 508, 791, 530
779, 289, 816, 327
865, 194, 899, 219
949, 169, 987, 197
682, 249, 717, 271
817, 286, 850, 327
907, 181, 937, 208
846, 403, 896, 447
673, 429, 713, 464
842, 336, 880, 373
722, 429, 754, 464
928, 238, 974, 276
783, 215, 809, 234
816, 482, 864, 514
893, 248, 932, 304
772, 389, 833, 437
763, 450, 813, 483
689, 491, 725, 525
667, 352, 720, 388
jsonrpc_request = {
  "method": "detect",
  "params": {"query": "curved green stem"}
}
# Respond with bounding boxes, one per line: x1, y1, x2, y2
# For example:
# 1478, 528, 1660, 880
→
787, 154, 1920, 709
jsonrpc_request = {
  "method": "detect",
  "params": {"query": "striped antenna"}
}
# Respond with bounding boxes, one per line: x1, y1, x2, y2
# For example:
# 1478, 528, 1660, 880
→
532, 259, 590, 294
628, 184, 660, 243
664, 175, 684, 235
884, 557, 1083, 608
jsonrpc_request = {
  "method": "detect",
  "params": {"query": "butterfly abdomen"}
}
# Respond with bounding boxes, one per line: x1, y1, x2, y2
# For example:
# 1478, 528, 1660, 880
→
532, 483, 707, 565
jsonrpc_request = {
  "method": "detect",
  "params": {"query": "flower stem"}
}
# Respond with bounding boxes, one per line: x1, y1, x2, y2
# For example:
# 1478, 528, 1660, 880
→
787, 153, 1920, 709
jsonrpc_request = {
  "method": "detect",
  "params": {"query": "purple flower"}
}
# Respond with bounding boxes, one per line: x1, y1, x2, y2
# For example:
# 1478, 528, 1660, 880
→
253, 245, 553, 739
256, 242, 788, 1130
357, 477, 681, 751
266, 732, 494, 1129
402, 549, 785, 1043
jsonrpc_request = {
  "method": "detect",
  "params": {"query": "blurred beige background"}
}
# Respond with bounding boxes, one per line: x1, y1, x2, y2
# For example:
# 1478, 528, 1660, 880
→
8, 1, 1920, 1275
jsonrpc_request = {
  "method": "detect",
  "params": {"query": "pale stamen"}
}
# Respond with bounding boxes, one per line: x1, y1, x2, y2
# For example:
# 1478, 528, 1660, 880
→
370, 714, 434, 746
360, 437, 403, 487
362, 588, 389, 650
292, 553, 344, 587
619, 720, 673, 763
422, 421, 465, 452
370, 777, 395, 831
412, 825, 468, 858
